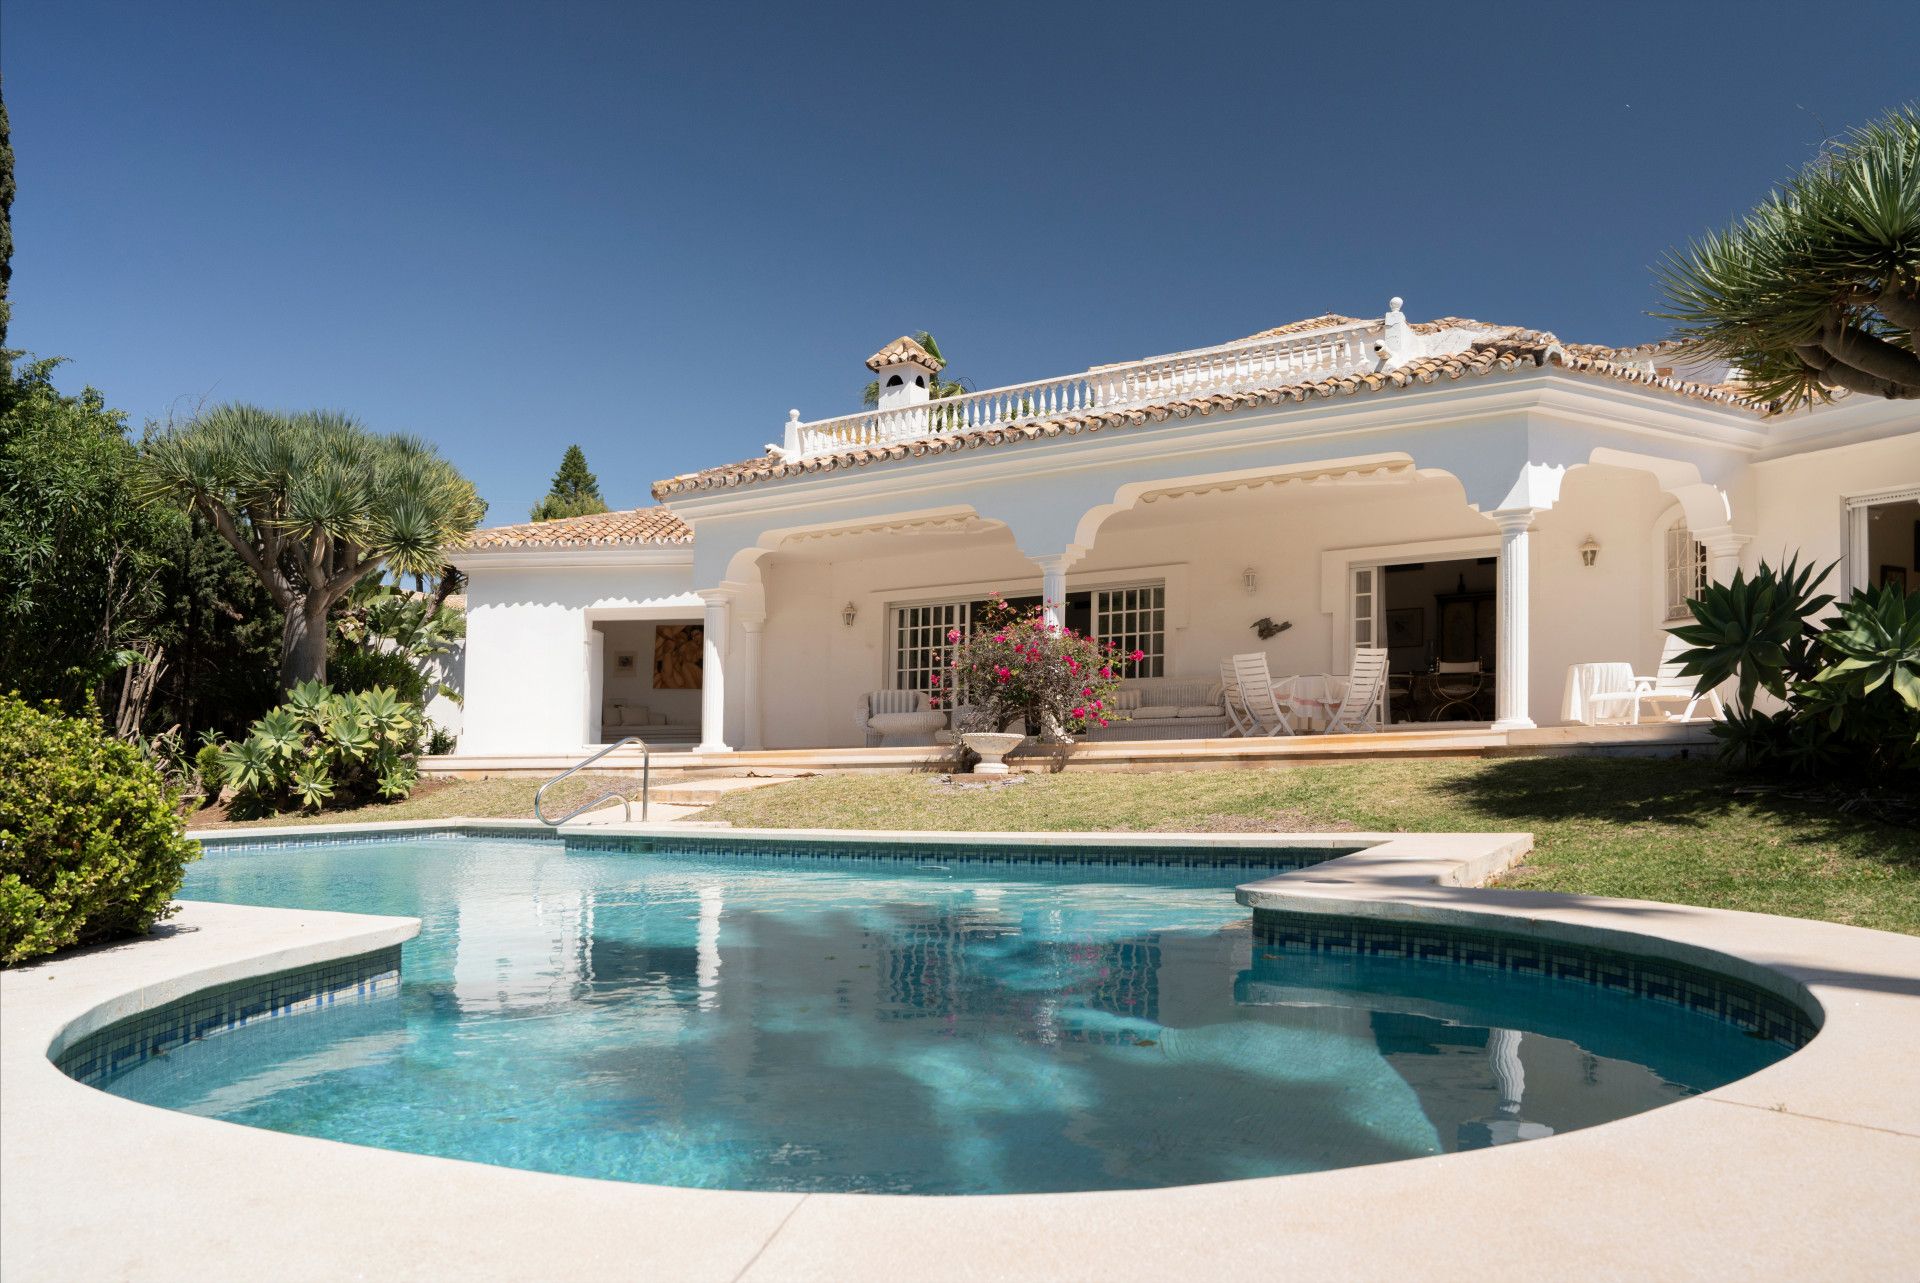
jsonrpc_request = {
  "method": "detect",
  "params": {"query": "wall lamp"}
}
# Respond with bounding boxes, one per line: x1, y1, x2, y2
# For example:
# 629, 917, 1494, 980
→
1242, 567, 1258, 593
1579, 536, 1600, 567
841, 601, 858, 627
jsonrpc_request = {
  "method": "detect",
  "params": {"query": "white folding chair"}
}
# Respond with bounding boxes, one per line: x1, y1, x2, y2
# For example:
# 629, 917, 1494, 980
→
1230, 653, 1298, 736
1219, 658, 1255, 737
1324, 648, 1389, 734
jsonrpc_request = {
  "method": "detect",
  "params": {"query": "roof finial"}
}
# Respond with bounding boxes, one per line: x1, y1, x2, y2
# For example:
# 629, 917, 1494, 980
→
1388, 296, 1405, 316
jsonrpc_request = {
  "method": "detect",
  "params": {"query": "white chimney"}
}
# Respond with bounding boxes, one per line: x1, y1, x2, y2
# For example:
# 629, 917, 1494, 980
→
865, 335, 944, 412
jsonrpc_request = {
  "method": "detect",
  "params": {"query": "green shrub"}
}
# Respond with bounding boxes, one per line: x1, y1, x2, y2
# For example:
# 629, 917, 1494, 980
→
329, 646, 427, 705
194, 740, 226, 795
218, 681, 421, 815
1672, 560, 1920, 782
0, 694, 200, 966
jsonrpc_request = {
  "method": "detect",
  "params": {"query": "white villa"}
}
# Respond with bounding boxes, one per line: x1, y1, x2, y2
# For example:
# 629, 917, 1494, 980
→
445, 300, 1919, 761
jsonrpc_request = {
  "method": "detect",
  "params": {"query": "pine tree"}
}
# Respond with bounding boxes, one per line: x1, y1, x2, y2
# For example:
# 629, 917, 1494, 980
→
530, 444, 610, 521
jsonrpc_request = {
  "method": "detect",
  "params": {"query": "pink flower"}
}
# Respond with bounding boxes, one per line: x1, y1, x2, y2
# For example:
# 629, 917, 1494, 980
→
1081, 686, 1093, 697
1098, 717, 1109, 727
946, 629, 961, 642
1091, 699, 1102, 710
929, 675, 940, 686
993, 634, 1005, 643
1072, 706, 1086, 719
1129, 648, 1146, 663
929, 698, 942, 708
1100, 666, 1112, 678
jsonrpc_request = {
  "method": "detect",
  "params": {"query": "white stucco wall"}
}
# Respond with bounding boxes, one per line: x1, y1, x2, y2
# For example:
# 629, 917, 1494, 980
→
745, 466, 1678, 747
1752, 434, 1920, 592
458, 559, 698, 755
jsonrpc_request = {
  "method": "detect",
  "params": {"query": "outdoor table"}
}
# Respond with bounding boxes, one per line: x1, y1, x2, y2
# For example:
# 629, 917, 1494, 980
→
1562, 662, 1637, 725
1277, 673, 1350, 731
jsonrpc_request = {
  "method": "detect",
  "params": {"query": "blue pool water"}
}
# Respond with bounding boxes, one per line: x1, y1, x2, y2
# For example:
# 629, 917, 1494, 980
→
98, 835, 1796, 1194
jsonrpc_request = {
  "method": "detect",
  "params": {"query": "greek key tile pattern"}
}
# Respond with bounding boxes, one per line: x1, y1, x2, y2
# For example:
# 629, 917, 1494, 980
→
566, 834, 1349, 870
56, 945, 404, 1089
198, 826, 563, 853
1254, 912, 1816, 1049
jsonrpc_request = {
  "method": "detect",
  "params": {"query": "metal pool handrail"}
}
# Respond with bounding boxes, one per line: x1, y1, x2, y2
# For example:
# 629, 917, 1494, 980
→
535, 736, 650, 826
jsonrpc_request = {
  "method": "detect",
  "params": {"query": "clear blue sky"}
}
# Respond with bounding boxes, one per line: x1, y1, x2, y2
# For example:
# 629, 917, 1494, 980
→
7, 1, 1917, 522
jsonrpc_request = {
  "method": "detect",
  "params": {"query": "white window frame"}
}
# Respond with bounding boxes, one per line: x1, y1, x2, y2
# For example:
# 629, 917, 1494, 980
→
889, 601, 970, 695
1092, 582, 1167, 677
1663, 518, 1709, 623
887, 577, 1170, 689
1843, 483, 1920, 593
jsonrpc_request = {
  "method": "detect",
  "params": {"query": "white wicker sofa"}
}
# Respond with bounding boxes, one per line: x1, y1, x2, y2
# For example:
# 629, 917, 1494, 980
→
1082, 675, 1230, 741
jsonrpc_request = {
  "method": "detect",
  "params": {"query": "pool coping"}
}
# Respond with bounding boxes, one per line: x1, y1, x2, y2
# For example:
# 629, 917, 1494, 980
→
4, 824, 1918, 1280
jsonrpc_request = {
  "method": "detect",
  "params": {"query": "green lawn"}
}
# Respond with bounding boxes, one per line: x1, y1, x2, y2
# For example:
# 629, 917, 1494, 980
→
185, 772, 639, 830
702, 758, 1920, 936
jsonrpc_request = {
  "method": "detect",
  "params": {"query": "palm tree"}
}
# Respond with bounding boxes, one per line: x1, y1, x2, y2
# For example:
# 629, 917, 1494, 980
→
860, 331, 972, 408
140, 405, 485, 690
1657, 104, 1920, 407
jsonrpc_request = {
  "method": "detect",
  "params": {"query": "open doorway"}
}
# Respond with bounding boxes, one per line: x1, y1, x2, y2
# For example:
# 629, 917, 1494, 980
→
1860, 496, 1919, 595
1381, 558, 1496, 723
591, 619, 703, 745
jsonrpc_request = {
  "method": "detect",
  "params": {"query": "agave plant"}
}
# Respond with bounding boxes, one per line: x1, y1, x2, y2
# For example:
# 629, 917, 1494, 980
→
1668, 556, 1834, 714
217, 736, 275, 795
1671, 558, 1920, 779
289, 760, 336, 810
1814, 582, 1920, 709
252, 709, 306, 765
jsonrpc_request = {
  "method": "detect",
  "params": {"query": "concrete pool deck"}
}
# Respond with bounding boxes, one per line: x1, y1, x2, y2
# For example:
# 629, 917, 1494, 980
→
4, 824, 1918, 1281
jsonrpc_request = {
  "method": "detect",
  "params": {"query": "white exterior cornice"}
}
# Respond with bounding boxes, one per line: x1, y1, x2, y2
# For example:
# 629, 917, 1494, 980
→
666, 369, 1769, 526
446, 545, 695, 572
1749, 394, 1920, 463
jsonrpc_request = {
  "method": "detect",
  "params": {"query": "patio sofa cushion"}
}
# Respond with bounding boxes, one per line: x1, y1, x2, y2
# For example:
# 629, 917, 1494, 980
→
1132, 705, 1181, 720
1177, 704, 1224, 719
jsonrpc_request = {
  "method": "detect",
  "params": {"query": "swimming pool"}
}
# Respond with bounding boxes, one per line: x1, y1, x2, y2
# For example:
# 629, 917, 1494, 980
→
82, 831, 1803, 1195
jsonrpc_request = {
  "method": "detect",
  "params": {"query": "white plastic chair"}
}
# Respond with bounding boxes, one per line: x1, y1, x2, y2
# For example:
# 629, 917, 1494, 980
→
1324, 648, 1389, 734
1230, 653, 1298, 736
1617, 636, 1726, 724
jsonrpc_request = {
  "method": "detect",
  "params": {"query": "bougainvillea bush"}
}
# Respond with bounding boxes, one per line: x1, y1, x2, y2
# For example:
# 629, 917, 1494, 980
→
0, 695, 200, 965
938, 594, 1138, 741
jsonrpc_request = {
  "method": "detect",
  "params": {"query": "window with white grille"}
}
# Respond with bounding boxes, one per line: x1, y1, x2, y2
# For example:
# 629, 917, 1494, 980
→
891, 601, 968, 694
1093, 584, 1166, 677
1665, 524, 1708, 621
1351, 566, 1379, 649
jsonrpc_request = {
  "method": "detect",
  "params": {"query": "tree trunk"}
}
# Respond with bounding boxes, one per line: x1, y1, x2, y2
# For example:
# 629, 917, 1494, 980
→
279, 597, 332, 690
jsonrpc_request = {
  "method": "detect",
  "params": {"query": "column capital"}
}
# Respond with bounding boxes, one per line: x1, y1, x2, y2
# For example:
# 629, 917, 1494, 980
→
1024, 549, 1085, 574
695, 587, 737, 606
1489, 507, 1544, 535
739, 616, 766, 633
1693, 526, 1751, 556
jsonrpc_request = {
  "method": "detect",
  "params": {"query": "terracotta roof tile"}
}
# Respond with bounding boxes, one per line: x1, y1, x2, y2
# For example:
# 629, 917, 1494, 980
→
652, 328, 1763, 501
455, 505, 691, 550
865, 335, 945, 372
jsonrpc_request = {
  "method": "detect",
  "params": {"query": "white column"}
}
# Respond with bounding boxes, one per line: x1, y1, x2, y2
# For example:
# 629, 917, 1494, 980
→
1491, 509, 1539, 731
740, 618, 764, 751
697, 591, 732, 753
1697, 528, 1749, 586
1033, 554, 1071, 629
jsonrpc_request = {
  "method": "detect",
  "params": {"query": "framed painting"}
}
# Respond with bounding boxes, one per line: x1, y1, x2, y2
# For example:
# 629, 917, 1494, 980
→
653, 624, 704, 689
1880, 564, 1909, 593
1384, 607, 1425, 649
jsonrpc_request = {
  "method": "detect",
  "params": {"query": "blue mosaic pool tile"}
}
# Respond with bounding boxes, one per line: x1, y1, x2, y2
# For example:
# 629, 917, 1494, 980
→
564, 833, 1347, 871
56, 945, 403, 1089
198, 826, 563, 853
1253, 912, 1816, 1049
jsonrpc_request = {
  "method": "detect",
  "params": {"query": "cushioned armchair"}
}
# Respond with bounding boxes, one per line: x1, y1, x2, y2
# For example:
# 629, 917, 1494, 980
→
857, 689, 948, 747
